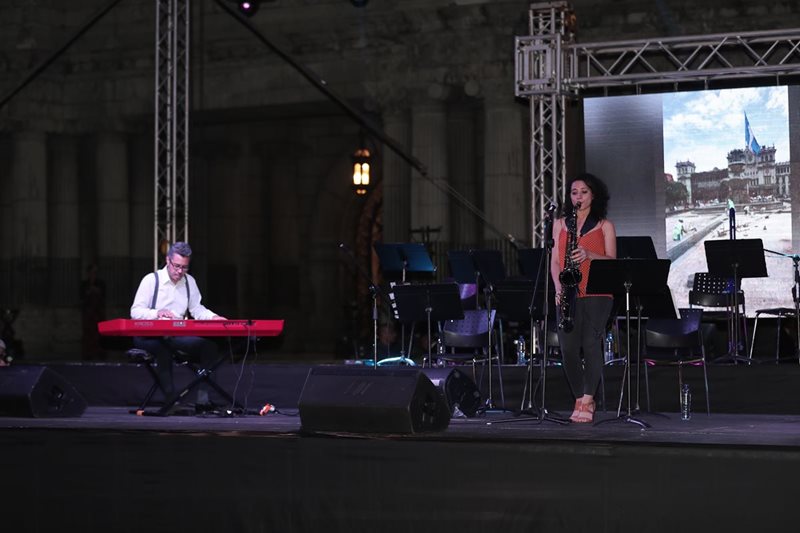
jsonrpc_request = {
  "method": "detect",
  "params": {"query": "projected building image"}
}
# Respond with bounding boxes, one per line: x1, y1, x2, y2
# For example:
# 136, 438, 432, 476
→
663, 87, 793, 313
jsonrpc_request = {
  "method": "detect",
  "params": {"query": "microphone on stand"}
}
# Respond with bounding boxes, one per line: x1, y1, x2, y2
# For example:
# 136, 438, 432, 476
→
543, 202, 557, 249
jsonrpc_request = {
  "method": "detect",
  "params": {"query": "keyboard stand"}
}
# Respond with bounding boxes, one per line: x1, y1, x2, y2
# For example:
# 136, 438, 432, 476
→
136, 351, 243, 417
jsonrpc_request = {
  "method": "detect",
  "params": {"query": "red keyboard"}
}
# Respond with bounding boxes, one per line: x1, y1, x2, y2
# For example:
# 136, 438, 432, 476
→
98, 318, 284, 337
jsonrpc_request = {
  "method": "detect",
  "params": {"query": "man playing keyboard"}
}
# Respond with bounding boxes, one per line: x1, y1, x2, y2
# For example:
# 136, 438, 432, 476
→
130, 241, 226, 408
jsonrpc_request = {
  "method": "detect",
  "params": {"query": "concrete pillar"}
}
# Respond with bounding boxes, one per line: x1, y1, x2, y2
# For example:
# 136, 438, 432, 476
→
95, 132, 130, 306
448, 104, 480, 246
11, 130, 48, 258
48, 135, 81, 306
9, 130, 49, 356
482, 86, 527, 244
381, 108, 412, 243
411, 91, 450, 243
129, 133, 154, 275
11, 130, 48, 306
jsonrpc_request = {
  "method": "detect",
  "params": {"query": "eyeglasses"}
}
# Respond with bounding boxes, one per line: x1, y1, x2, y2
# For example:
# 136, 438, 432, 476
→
168, 258, 190, 272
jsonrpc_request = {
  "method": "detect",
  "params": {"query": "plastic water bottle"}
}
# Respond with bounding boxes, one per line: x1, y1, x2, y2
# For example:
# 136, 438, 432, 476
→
681, 383, 692, 421
514, 337, 527, 366
604, 331, 614, 364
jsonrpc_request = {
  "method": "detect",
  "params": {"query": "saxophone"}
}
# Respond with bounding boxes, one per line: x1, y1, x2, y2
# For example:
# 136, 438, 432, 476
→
558, 202, 582, 332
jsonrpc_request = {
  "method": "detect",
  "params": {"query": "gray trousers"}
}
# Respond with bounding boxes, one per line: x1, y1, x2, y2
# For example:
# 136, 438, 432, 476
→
556, 296, 613, 398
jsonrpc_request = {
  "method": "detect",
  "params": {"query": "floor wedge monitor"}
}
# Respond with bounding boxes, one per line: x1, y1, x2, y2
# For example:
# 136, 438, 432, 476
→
421, 367, 482, 418
298, 366, 451, 434
0, 366, 87, 418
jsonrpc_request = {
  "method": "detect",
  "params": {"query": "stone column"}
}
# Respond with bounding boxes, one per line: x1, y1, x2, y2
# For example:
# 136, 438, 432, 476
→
410, 88, 450, 243
482, 84, 526, 245
9, 130, 49, 357
95, 132, 130, 306
129, 133, 154, 274
381, 108, 411, 243
11, 130, 48, 304
48, 135, 81, 306
447, 104, 479, 246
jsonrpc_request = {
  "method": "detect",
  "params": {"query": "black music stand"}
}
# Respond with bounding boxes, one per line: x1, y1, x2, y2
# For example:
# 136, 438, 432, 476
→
391, 283, 463, 367
617, 236, 657, 259
374, 242, 436, 283
448, 250, 479, 309
469, 249, 508, 409
448, 250, 478, 284
704, 239, 767, 364
587, 258, 671, 429
470, 249, 507, 288
376, 242, 437, 361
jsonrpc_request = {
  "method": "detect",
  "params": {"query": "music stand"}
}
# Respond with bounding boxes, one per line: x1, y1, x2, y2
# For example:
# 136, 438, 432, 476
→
391, 283, 464, 367
616, 236, 657, 259
705, 239, 767, 364
469, 249, 508, 409
470, 249, 507, 288
587, 258, 671, 429
448, 250, 477, 284
376, 242, 437, 360
374, 242, 437, 283
616, 273, 677, 418
448, 250, 479, 309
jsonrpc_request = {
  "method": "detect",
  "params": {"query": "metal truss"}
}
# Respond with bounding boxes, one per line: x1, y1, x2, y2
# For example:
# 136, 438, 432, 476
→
154, 0, 190, 268
517, 2, 576, 246
516, 1, 800, 245
569, 29, 800, 95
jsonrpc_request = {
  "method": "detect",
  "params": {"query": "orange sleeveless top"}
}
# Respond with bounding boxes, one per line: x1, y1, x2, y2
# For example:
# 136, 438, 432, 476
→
557, 220, 611, 298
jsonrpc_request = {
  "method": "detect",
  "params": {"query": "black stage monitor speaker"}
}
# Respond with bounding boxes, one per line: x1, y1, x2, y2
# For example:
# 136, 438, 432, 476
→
421, 368, 482, 418
298, 366, 451, 434
0, 366, 87, 418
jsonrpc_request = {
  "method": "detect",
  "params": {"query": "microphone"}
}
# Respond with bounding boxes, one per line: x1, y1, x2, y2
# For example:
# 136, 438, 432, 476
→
338, 242, 354, 255
507, 234, 522, 250
544, 202, 557, 223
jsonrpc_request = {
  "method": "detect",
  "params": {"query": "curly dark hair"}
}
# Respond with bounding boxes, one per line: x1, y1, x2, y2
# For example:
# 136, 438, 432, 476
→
563, 172, 610, 220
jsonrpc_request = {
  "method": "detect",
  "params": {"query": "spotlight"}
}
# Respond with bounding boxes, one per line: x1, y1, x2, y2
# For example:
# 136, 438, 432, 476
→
237, 0, 260, 16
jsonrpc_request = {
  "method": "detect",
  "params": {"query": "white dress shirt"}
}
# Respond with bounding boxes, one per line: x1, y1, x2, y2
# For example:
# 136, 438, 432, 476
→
130, 267, 218, 320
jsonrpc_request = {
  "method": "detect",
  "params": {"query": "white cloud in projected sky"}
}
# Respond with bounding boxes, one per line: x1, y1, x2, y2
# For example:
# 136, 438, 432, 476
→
663, 87, 789, 176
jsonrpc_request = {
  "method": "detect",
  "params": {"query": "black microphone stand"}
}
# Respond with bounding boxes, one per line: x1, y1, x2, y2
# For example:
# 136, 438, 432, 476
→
339, 243, 382, 368
490, 206, 568, 426
533, 207, 570, 424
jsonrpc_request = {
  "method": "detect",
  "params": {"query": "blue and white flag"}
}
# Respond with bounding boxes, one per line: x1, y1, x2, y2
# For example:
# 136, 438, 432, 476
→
745, 112, 761, 155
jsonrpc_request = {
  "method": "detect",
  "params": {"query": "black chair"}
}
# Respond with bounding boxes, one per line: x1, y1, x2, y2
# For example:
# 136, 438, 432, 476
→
643, 308, 710, 415
689, 272, 748, 357
440, 309, 504, 407
748, 307, 795, 364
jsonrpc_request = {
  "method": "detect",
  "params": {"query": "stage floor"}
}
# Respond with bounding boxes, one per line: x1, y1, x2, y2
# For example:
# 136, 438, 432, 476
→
2, 406, 800, 449
2, 362, 799, 532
